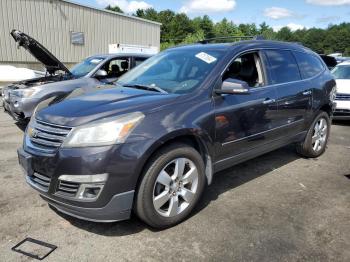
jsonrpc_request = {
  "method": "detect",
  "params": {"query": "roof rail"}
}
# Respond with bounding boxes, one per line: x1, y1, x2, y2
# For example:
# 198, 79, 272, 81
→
198, 35, 264, 44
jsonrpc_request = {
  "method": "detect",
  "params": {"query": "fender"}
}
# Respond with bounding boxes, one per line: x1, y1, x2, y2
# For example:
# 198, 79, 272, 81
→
137, 128, 215, 185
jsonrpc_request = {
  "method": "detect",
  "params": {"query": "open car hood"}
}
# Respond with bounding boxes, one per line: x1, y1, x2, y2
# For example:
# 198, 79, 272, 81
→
11, 29, 70, 75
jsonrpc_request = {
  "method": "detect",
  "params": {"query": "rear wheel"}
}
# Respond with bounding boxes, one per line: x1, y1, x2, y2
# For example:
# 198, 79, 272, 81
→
296, 112, 330, 158
135, 143, 206, 229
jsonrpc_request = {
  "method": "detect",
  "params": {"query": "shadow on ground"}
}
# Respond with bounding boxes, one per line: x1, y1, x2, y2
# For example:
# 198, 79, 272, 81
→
55, 144, 300, 236
332, 120, 350, 126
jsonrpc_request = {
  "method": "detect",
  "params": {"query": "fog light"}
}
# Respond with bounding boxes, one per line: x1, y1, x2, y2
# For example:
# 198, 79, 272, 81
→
81, 186, 102, 199
58, 174, 108, 201
14, 101, 19, 107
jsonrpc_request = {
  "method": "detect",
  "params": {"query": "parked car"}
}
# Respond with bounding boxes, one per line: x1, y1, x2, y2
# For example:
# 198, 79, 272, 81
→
18, 40, 336, 228
331, 61, 350, 119
0, 65, 43, 107
2, 30, 151, 122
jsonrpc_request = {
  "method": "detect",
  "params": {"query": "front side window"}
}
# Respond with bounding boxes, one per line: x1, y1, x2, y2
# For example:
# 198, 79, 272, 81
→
265, 50, 301, 84
102, 58, 130, 78
223, 52, 265, 88
294, 52, 324, 79
117, 49, 225, 94
331, 65, 350, 79
70, 57, 105, 77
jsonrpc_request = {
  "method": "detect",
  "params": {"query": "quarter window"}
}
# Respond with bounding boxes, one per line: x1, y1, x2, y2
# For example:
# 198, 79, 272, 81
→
293, 52, 324, 79
265, 50, 301, 84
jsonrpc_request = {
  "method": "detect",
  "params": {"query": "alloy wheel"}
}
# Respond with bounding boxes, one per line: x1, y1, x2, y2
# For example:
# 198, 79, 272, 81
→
312, 117, 328, 152
152, 158, 199, 217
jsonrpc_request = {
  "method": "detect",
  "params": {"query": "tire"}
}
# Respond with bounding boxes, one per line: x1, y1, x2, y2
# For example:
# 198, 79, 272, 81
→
135, 143, 206, 229
296, 111, 331, 158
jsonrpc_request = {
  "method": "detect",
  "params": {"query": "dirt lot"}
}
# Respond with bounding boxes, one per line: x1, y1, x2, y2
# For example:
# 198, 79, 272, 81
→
0, 111, 349, 262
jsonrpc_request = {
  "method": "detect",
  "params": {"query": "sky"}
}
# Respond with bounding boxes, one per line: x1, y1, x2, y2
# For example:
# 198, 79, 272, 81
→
72, 0, 350, 31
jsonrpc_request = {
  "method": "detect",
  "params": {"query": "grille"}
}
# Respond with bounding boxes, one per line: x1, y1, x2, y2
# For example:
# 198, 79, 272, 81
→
28, 173, 51, 192
334, 109, 350, 116
56, 180, 80, 198
335, 93, 350, 101
27, 119, 72, 154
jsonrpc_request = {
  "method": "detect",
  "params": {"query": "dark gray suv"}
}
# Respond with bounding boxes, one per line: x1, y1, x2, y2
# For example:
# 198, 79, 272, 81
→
18, 40, 336, 228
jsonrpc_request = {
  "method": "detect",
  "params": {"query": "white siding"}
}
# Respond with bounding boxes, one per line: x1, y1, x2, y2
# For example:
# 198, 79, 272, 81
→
0, 0, 161, 64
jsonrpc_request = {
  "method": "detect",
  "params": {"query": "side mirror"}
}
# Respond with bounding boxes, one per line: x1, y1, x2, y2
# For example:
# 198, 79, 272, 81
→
94, 69, 108, 79
215, 78, 250, 95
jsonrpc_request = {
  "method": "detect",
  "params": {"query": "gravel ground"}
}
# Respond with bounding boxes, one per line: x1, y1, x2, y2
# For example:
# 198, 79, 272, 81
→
0, 111, 349, 262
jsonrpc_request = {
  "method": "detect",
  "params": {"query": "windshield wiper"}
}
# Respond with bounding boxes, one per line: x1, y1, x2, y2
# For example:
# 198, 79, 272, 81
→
123, 84, 168, 94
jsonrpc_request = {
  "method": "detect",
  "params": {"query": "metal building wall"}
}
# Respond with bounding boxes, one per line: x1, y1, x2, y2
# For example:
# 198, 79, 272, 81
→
0, 0, 161, 67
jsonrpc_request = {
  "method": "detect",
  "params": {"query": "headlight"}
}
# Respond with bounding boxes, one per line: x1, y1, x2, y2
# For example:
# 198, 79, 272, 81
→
62, 112, 144, 148
11, 88, 38, 98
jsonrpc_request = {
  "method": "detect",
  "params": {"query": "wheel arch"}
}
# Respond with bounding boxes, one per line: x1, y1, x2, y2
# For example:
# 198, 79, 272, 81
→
136, 130, 214, 188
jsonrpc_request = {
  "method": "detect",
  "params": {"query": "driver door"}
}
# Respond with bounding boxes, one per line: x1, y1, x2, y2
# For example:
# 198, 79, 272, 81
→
213, 51, 279, 169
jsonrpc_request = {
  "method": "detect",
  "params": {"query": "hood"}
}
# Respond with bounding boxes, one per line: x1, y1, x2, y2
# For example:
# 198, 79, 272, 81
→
36, 87, 178, 126
335, 79, 350, 94
11, 29, 70, 75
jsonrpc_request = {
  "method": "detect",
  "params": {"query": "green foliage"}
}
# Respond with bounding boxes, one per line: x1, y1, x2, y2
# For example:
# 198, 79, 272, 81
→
131, 7, 350, 55
106, 5, 124, 14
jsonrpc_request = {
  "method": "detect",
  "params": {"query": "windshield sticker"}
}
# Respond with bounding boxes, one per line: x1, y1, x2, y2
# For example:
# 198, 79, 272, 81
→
90, 59, 103, 64
195, 52, 217, 64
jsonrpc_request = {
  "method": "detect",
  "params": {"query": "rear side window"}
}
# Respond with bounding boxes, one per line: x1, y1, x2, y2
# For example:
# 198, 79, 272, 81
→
293, 52, 324, 79
265, 50, 301, 84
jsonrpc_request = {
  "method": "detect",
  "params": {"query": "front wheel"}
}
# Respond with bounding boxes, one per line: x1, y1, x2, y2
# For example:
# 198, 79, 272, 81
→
135, 143, 206, 229
296, 111, 331, 158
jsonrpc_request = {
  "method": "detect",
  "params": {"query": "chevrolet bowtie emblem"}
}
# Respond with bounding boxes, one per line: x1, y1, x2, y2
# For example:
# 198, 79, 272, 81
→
28, 127, 39, 138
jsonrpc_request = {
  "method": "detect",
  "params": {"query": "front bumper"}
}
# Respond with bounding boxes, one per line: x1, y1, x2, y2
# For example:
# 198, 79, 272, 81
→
17, 137, 144, 222
3, 93, 38, 120
334, 99, 350, 120
43, 191, 134, 222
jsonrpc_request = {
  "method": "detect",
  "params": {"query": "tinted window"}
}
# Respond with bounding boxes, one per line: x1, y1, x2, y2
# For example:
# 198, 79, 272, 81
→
265, 50, 301, 84
294, 52, 324, 79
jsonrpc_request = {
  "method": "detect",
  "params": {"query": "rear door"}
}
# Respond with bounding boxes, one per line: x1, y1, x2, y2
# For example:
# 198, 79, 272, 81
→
263, 49, 312, 137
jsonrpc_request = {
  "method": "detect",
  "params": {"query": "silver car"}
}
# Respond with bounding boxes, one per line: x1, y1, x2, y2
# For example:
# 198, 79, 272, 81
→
2, 30, 151, 122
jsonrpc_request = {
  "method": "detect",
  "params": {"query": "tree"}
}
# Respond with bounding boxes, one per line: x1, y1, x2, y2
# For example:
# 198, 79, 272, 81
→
134, 7, 350, 54
275, 27, 293, 41
200, 15, 215, 39
106, 5, 124, 13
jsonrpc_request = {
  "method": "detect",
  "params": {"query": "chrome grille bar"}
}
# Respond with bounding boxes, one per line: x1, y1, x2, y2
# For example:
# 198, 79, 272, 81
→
27, 119, 72, 154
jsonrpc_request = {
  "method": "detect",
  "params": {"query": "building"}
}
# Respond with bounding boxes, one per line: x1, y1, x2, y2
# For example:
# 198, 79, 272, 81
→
0, 0, 161, 70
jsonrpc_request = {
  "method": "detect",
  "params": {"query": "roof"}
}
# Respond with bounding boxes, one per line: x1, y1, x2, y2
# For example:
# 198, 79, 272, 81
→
60, 0, 162, 26
170, 40, 312, 53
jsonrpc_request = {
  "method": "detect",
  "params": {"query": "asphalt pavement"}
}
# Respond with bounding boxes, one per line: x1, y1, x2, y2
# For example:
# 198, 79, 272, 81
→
0, 111, 349, 262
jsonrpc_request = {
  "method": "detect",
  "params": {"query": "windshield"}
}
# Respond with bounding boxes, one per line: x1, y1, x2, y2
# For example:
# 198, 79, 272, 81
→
70, 57, 105, 77
117, 49, 225, 94
331, 65, 350, 79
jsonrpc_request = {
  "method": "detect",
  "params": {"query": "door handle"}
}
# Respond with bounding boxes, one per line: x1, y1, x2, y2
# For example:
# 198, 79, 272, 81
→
262, 98, 276, 105
302, 90, 312, 96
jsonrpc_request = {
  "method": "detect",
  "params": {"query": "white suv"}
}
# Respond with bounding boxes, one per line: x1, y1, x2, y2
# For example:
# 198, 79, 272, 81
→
332, 61, 350, 120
